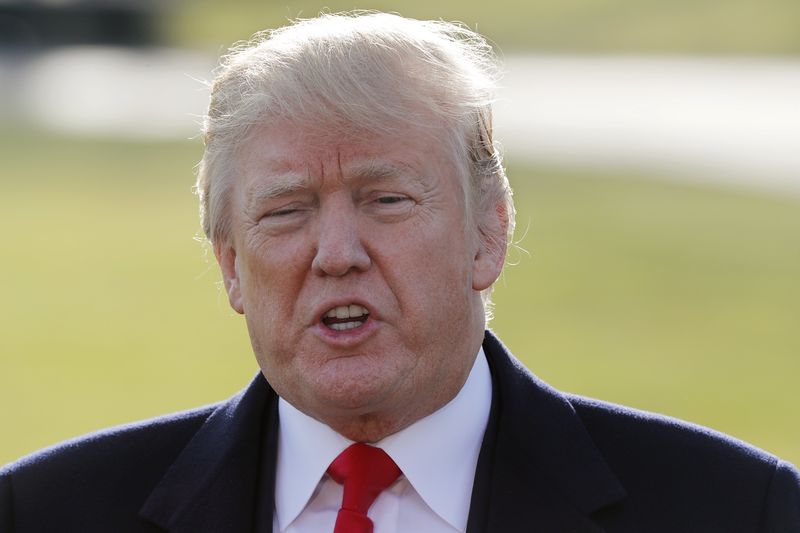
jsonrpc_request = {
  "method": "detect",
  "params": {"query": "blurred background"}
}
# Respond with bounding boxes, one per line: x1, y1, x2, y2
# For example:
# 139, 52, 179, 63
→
1, 0, 798, 467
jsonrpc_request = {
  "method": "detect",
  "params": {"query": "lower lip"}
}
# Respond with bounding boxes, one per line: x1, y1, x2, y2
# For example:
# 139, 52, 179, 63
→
313, 316, 378, 346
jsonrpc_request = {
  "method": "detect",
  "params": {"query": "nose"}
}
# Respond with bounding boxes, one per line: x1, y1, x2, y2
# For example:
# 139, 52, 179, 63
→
311, 200, 371, 277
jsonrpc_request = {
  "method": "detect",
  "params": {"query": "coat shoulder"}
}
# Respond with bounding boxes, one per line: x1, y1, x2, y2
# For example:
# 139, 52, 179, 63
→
3, 402, 219, 477
567, 394, 800, 531
568, 393, 780, 472
0, 403, 220, 532
482, 331, 800, 531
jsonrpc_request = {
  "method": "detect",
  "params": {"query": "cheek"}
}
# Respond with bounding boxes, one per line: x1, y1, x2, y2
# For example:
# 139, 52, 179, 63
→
378, 216, 473, 311
238, 234, 314, 315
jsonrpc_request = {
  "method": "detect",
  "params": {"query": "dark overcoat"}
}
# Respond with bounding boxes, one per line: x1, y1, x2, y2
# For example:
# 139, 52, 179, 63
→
2, 331, 799, 532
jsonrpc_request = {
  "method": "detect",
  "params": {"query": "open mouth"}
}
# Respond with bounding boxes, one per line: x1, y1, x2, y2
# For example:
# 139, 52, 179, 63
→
321, 304, 370, 331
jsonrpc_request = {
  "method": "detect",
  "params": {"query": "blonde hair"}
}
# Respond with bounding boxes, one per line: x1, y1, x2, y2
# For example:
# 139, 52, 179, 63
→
197, 13, 515, 313
197, 11, 514, 241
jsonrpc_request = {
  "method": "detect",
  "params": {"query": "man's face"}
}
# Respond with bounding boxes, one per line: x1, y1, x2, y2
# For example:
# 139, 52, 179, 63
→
216, 119, 504, 440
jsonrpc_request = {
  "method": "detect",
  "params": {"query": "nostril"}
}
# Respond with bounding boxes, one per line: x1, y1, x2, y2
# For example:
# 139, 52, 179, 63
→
311, 238, 372, 277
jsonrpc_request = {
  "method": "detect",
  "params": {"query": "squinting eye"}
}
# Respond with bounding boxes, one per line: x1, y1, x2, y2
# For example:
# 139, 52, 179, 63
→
260, 206, 306, 222
264, 202, 310, 217
268, 208, 298, 216
362, 193, 414, 219
376, 196, 407, 204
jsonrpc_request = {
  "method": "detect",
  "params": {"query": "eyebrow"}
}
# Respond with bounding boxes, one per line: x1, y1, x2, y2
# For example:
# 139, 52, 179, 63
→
244, 172, 312, 213
347, 160, 425, 187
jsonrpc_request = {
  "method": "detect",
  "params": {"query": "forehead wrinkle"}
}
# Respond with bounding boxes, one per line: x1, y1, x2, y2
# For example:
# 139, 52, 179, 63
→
345, 159, 426, 187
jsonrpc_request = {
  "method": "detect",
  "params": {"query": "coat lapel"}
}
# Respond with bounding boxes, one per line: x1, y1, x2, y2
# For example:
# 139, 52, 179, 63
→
468, 331, 627, 533
139, 373, 279, 533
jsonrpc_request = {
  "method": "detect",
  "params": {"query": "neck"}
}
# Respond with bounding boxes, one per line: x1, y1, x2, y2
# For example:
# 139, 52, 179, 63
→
321, 343, 483, 442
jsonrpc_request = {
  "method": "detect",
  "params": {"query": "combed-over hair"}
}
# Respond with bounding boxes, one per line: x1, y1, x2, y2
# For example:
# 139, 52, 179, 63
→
196, 11, 515, 304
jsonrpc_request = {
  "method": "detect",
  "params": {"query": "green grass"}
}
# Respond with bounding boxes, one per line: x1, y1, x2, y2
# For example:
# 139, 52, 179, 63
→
160, 0, 800, 54
1, 131, 799, 467
492, 168, 800, 461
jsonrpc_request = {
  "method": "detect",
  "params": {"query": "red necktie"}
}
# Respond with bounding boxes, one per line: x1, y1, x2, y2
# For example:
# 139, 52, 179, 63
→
327, 443, 402, 533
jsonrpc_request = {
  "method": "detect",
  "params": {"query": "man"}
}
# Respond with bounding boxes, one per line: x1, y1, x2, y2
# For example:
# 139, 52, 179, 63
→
1, 12, 799, 533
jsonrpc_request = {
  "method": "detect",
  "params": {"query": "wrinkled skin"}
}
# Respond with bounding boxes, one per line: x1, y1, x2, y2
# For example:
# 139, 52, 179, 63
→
215, 120, 507, 441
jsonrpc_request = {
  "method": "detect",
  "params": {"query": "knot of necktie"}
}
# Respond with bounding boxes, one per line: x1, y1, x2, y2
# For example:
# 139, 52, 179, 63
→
327, 443, 402, 533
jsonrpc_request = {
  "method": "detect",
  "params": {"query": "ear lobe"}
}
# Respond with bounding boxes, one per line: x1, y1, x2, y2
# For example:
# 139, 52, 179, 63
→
472, 202, 508, 291
214, 242, 244, 314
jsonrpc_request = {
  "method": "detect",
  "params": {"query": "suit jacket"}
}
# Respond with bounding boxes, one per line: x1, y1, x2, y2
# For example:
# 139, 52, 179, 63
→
2, 331, 799, 532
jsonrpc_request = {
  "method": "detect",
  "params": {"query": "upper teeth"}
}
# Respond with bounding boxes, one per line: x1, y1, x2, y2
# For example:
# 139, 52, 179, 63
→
325, 304, 368, 319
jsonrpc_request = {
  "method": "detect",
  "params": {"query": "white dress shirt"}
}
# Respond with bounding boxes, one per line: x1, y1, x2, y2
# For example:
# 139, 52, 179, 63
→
273, 347, 493, 533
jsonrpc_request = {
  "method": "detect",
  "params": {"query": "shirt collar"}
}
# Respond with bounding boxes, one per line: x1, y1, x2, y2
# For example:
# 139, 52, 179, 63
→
274, 394, 351, 532
274, 346, 493, 532
378, 347, 492, 531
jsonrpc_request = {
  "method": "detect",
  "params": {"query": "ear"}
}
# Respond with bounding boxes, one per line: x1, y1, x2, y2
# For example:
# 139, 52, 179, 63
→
472, 202, 508, 291
214, 241, 244, 314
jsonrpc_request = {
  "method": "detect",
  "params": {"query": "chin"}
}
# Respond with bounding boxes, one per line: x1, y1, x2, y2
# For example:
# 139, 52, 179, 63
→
315, 375, 395, 412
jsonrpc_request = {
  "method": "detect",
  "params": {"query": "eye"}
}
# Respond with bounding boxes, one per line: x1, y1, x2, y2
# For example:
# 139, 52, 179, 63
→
362, 192, 415, 220
266, 207, 299, 217
376, 195, 408, 205
260, 201, 309, 219
257, 202, 311, 226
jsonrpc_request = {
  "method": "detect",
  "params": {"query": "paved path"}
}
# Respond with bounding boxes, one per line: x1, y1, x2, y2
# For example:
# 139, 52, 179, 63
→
2, 48, 799, 194
495, 56, 800, 195
0, 47, 214, 140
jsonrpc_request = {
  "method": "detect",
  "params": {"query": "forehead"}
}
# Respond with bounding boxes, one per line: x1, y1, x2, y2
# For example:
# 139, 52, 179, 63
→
235, 119, 462, 189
